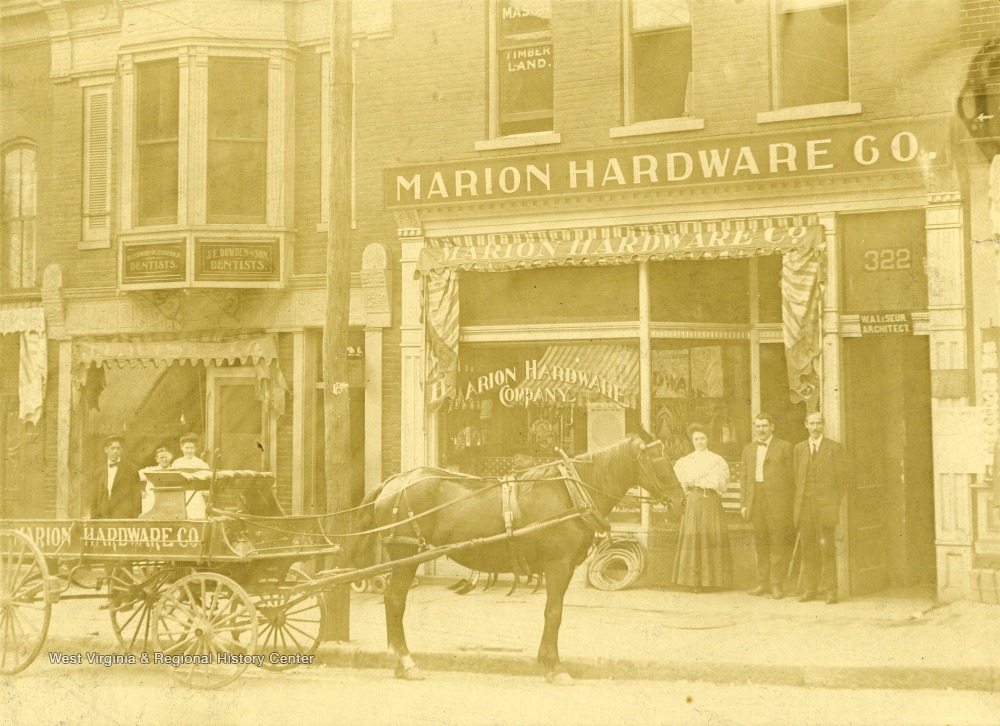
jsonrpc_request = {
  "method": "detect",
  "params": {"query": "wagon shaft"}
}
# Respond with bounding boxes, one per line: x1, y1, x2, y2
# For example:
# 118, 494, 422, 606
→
304, 508, 584, 593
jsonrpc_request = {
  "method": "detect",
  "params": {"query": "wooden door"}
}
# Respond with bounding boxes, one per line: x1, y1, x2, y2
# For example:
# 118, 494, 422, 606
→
844, 338, 891, 594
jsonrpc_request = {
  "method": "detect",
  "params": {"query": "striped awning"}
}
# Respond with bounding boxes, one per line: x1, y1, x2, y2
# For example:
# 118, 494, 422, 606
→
419, 217, 822, 275
72, 334, 289, 415
422, 217, 824, 412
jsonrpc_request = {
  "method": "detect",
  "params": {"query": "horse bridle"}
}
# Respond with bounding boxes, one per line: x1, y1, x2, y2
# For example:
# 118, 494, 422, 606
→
633, 438, 672, 504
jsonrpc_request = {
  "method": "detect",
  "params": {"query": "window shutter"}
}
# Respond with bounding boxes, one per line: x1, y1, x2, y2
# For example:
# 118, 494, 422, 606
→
82, 86, 112, 248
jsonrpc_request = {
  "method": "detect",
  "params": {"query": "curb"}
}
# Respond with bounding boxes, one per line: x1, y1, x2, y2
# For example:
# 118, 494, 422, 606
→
311, 645, 1000, 693
29, 636, 1000, 692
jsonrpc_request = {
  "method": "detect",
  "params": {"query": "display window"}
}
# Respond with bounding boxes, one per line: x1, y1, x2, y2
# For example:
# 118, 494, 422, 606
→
460, 266, 639, 326
439, 342, 640, 477
651, 340, 750, 465
650, 259, 750, 324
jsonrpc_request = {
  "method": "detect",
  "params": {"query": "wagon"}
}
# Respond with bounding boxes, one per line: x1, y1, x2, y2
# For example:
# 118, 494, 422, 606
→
0, 467, 588, 688
0, 469, 348, 689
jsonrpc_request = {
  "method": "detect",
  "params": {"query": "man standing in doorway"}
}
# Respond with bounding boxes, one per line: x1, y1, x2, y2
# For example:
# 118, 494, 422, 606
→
740, 412, 795, 599
89, 434, 141, 519
793, 412, 850, 604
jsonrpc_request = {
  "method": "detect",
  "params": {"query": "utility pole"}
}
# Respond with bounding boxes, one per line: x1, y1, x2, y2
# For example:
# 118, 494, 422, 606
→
324, 0, 353, 514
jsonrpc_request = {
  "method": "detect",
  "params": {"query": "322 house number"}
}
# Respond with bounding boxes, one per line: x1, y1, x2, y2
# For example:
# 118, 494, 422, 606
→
863, 247, 912, 271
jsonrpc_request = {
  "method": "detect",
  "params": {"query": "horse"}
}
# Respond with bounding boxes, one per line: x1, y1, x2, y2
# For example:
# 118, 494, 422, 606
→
346, 430, 684, 685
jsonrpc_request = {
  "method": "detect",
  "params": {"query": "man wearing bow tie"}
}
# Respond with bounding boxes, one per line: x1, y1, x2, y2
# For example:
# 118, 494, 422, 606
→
793, 412, 850, 604
740, 413, 795, 599
89, 434, 142, 519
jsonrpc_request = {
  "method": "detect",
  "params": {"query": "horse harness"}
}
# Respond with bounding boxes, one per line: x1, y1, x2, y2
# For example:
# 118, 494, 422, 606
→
380, 459, 612, 574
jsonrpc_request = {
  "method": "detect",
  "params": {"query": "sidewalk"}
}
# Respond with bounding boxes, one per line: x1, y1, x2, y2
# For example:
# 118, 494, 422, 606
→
36, 576, 1000, 691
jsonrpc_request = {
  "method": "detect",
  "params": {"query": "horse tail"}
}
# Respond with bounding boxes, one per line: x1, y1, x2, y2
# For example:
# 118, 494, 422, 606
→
343, 482, 384, 569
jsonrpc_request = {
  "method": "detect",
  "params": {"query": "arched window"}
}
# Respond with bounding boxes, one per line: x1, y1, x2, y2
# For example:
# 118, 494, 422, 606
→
2, 143, 37, 290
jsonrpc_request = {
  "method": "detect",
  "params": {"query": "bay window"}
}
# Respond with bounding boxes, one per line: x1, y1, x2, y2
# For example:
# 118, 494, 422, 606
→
136, 61, 180, 227
206, 58, 268, 224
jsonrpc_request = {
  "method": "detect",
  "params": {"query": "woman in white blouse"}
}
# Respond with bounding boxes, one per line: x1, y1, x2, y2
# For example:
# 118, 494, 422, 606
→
671, 423, 734, 592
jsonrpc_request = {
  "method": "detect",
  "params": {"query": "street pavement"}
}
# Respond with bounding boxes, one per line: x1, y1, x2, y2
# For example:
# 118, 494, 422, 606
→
32, 573, 1000, 692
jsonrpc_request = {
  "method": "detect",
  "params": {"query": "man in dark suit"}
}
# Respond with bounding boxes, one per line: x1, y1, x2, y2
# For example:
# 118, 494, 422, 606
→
89, 434, 142, 519
793, 412, 850, 604
740, 412, 795, 599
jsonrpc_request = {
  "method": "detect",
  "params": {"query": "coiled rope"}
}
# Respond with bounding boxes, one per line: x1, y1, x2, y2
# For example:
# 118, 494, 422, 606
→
587, 537, 647, 591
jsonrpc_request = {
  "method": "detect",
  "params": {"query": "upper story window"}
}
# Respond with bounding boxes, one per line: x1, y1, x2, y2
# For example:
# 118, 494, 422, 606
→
128, 51, 278, 231
775, 0, 849, 108
629, 0, 692, 122
494, 0, 553, 137
207, 59, 268, 224
1, 144, 37, 290
136, 60, 179, 227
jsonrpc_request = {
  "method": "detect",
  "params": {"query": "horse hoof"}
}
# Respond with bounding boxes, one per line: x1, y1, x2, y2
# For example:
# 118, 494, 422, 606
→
395, 666, 426, 681
545, 671, 574, 686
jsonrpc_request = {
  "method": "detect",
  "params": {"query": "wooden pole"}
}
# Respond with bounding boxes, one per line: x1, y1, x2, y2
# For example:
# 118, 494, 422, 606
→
324, 0, 353, 515
320, 0, 354, 644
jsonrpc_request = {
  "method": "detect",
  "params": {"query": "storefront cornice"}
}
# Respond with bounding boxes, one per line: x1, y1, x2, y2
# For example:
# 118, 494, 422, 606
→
411, 167, 943, 224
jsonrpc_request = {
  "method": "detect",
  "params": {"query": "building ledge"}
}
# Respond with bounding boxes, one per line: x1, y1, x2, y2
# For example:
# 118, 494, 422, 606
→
609, 117, 705, 138
474, 131, 562, 152
757, 101, 862, 125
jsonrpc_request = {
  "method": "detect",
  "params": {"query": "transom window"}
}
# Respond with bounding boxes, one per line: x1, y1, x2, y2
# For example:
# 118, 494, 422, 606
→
776, 0, 849, 108
494, 0, 553, 137
1, 144, 37, 290
629, 0, 692, 123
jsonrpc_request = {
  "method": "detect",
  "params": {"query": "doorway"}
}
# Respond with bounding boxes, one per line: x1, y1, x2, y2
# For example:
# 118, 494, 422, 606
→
0, 338, 45, 518
844, 335, 936, 594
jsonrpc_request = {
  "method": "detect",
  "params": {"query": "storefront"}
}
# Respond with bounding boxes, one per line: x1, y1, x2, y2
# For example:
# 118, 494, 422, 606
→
389, 115, 967, 597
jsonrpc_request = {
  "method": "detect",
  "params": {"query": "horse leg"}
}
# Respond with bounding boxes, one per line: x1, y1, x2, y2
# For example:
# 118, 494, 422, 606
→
537, 561, 574, 686
383, 559, 424, 680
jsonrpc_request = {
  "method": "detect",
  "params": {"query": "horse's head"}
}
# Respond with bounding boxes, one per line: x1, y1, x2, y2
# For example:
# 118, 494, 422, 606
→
632, 428, 685, 515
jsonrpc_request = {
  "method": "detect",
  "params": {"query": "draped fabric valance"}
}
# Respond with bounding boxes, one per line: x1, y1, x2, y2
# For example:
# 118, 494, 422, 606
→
0, 306, 47, 425
72, 334, 288, 415
421, 217, 824, 412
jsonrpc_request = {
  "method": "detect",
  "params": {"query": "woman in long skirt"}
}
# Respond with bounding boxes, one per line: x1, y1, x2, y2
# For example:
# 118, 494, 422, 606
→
672, 423, 734, 592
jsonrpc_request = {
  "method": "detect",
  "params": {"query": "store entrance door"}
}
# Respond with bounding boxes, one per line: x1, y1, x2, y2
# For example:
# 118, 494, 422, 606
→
207, 368, 268, 471
843, 335, 935, 594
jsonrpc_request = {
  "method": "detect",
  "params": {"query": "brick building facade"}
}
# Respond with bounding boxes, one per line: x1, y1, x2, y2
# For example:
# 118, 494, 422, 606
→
1, 0, 998, 603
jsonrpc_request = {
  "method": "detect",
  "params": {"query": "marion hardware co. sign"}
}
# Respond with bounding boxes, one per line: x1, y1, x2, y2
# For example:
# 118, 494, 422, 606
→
385, 119, 948, 208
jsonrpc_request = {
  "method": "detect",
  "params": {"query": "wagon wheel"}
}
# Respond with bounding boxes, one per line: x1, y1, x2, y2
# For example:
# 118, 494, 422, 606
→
0, 530, 52, 675
254, 567, 324, 671
108, 563, 187, 654
151, 572, 259, 689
